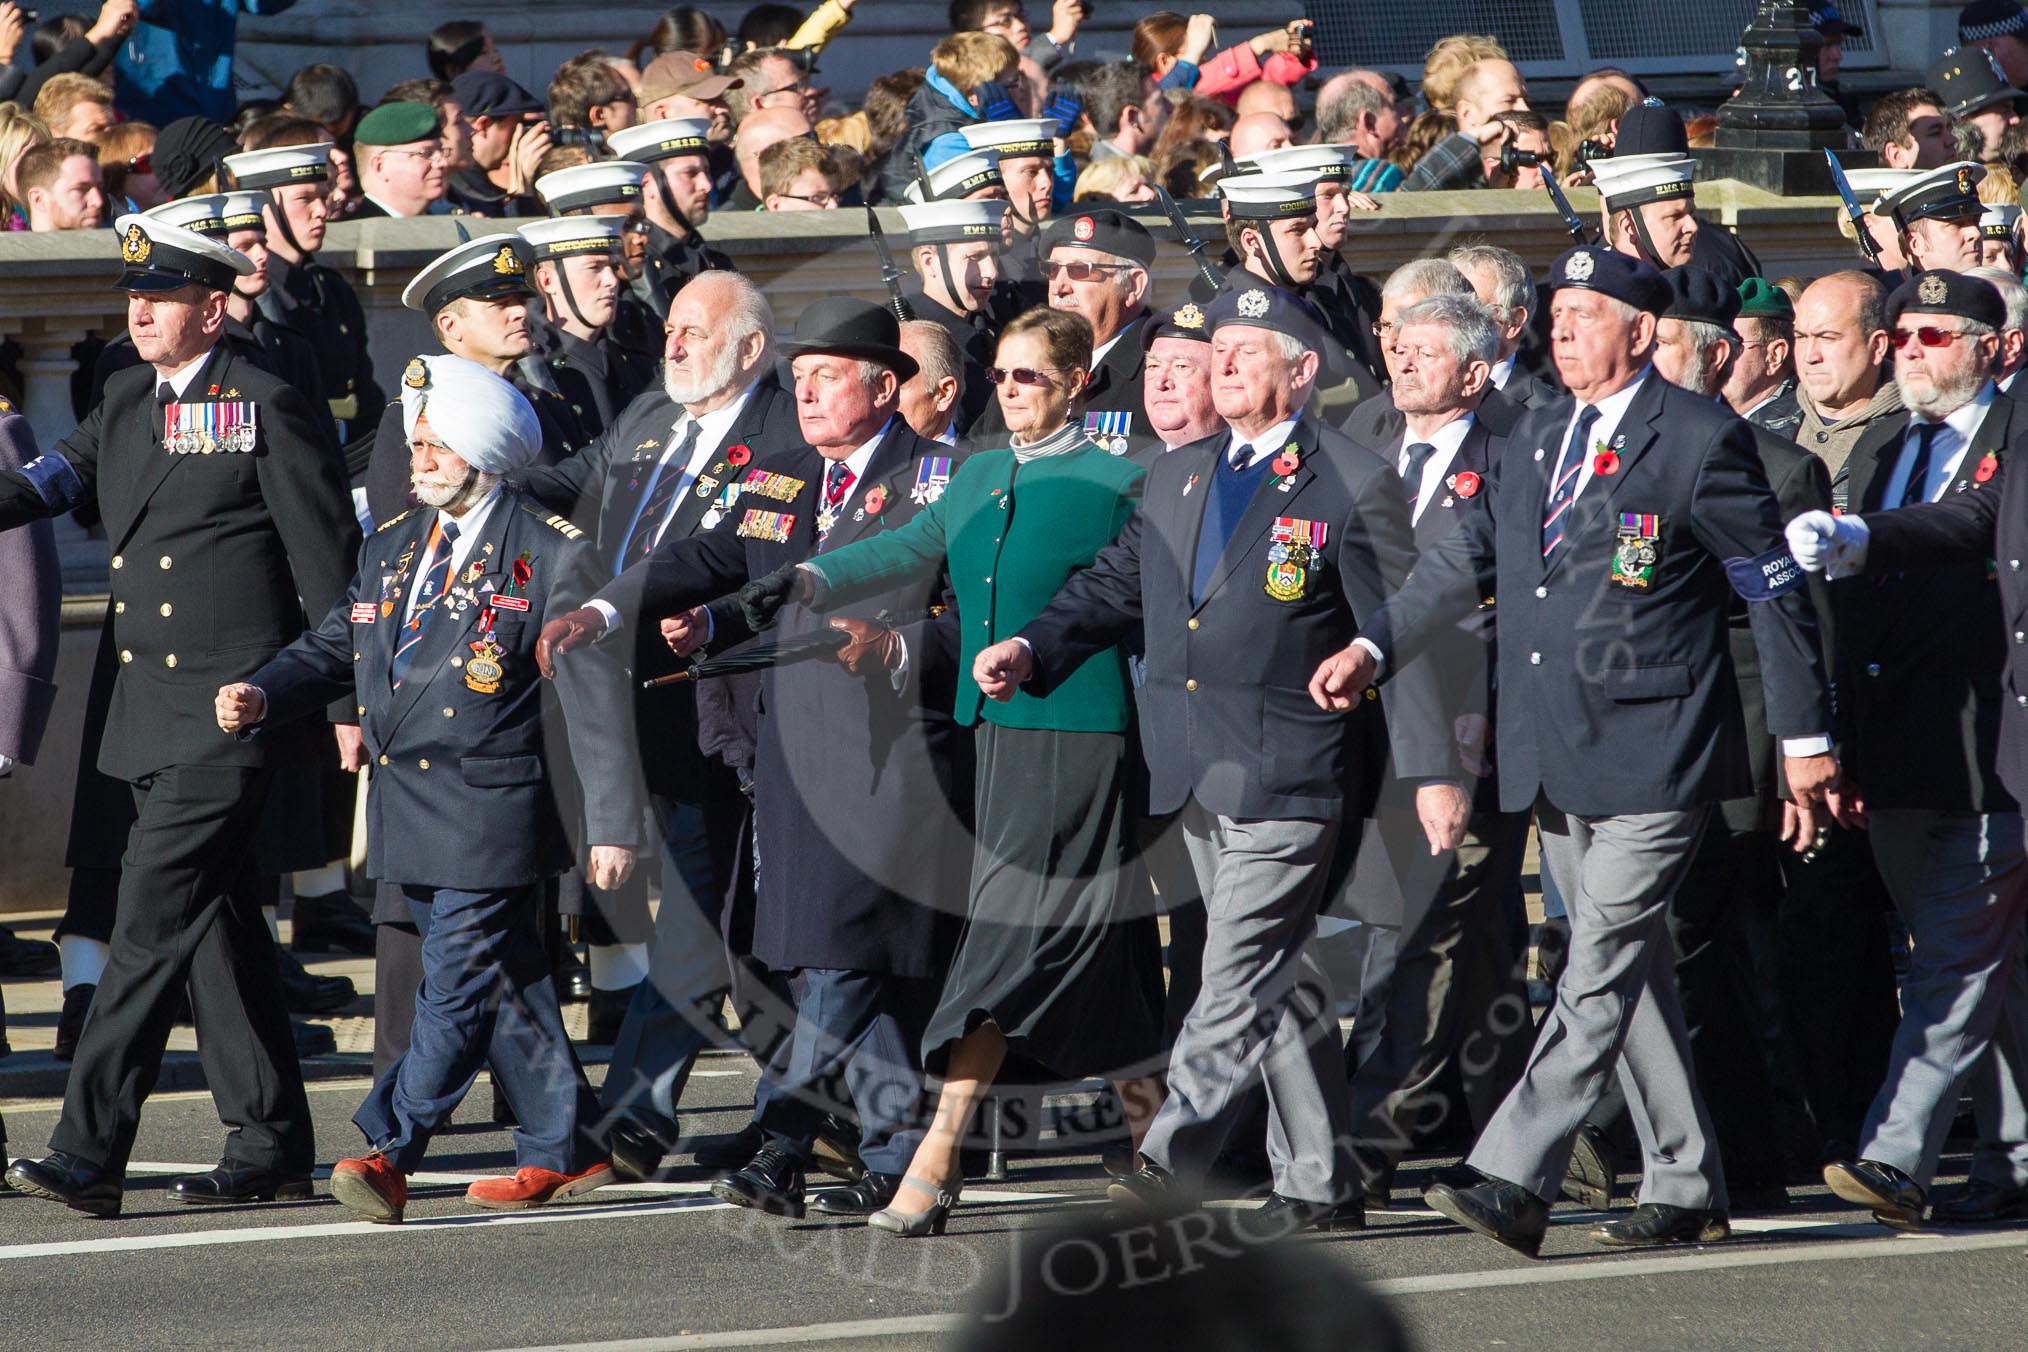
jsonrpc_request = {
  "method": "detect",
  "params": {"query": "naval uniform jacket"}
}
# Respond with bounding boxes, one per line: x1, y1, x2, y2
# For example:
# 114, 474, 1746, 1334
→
246, 493, 642, 889
261, 252, 384, 438
0, 345, 358, 780
1359, 372, 1833, 818
1016, 414, 1432, 822
594, 419, 972, 979
516, 372, 801, 801
1829, 392, 2020, 814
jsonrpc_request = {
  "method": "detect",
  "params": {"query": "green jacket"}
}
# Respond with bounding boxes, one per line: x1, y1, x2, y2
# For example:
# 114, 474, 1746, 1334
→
813, 444, 1145, 731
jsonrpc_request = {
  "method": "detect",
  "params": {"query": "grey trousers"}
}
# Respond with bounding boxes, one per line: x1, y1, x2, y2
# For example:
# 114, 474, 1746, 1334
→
1469, 803, 1726, 1210
1139, 800, 1353, 1205
1860, 809, 2028, 1191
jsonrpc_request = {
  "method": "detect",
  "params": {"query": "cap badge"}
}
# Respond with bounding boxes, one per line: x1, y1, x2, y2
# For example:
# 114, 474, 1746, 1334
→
121, 223, 151, 264
1957, 167, 1975, 195
1565, 251, 1595, 282
403, 356, 429, 389
1173, 302, 1205, 330
1073, 215, 1095, 241
492, 244, 523, 276
1237, 289, 1270, 319
1919, 272, 1949, 304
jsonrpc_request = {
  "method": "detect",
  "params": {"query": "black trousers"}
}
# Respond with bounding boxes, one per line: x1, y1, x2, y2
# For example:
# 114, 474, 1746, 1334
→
50, 764, 314, 1174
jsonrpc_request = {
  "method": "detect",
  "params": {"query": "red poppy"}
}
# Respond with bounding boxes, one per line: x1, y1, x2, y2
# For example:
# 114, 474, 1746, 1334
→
863, 486, 887, 515
1271, 454, 1300, 476
1592, 451, 1620, 476
726, 444, 753, 467
512, 557, 532, 587
1976, 453, 1999, 484
1453, 471, 1482, 498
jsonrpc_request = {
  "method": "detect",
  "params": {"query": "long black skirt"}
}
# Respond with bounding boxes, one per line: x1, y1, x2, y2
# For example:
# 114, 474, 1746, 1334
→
924, 723, 1165, 1082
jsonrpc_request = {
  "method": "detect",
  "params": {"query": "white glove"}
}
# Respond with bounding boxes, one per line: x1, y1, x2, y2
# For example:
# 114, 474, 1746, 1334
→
1786, 510, 1870, 579
0, 753, 12, 777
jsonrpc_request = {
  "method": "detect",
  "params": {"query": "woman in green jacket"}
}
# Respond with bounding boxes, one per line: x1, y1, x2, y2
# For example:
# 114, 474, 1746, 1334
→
788, 307, 1166, 1235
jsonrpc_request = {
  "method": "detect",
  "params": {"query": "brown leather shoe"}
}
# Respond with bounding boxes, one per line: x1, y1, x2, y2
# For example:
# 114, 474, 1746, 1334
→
465, 1163, 616, 1210
330, 1154, 407, 1224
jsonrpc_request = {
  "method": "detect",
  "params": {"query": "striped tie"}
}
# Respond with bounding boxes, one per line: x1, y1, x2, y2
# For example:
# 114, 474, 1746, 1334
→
1542, 405, 1599, 558
391, 519, 458, 689
620, 421, 701, 573
818, 460, 855, 547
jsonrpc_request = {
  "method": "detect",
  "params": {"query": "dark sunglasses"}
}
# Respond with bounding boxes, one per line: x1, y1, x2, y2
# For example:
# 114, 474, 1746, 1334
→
1043, 259, 1130, 281
986, 365, 1070, 386
1891, 326, 1976, 350
125, 151, 152, 174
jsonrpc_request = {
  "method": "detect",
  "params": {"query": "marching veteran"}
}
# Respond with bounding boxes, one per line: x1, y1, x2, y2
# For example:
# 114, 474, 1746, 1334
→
215, 356, 643, 1223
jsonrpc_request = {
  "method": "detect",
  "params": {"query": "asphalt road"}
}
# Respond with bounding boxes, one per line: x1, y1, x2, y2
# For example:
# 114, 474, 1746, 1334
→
1, 1053, 2023, 1351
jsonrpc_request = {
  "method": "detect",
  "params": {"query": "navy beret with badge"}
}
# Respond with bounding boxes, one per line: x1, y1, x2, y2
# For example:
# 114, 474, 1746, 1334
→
1550, 245, 1671, 315
1661, 265, 1742, 327
1042, 207, 1156, 268
1887, 268, 2007, 330
1143, 302, 1212, 348
1205, 283, 1332, 351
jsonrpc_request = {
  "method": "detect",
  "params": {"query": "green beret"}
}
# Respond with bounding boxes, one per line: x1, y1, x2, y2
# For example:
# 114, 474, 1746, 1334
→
355, 101, 442, 148
1737, 277, 1794, 321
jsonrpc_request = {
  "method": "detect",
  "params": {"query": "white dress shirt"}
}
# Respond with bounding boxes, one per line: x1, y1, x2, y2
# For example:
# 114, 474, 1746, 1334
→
158, 349, 219, 399
1880, 382, 1994, 508
1551, 366, 1652, 508
1488, 353, 1518, 391
404, 485, 504, 626
1224, 416, 1301, 471
615, 382, 761, 561
1397, 413, 1475, 526
821, 419, 892, 516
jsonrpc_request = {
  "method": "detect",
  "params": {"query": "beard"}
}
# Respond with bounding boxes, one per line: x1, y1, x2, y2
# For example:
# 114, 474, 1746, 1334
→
1898, 359, 1987, 419
412, 464, 497, 514
664, 337, 742, 405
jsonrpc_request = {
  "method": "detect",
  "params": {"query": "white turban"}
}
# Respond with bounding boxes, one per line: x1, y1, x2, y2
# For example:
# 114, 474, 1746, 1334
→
398, 353, 543, 475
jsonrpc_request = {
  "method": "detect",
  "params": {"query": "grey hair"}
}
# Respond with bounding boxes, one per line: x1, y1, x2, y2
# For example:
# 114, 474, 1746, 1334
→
854, 358, 887, 388
687, 270, 776, 357
1396, 292, 1499, 367
1382, 257, 1473, 305
1968, 265, 2028, 333
1446, 243, 1533, 319
1316, 72, 1393, 142
899, 319, 963, 395
1674, 318, 1734, 398
1268, 330, 1315, 364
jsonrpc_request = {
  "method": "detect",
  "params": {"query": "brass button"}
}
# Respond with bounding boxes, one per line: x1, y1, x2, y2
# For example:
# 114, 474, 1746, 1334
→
353, 650, 362, 661
159, 603, 173, 617
1187, 618, 1200, 631
443, 707, 455, 718
418, 758, 430, 770
110, 554, 123, 569
357, 705, 366, 716
159, 555, 172, 569
1185, 678, 1198, 692
119, 648, 133, 663
378, 754, 389, 766
164, 653, 177, 668
114, 601, 126, 614
451, 656, 463, 668
1364, 687, 1377, 701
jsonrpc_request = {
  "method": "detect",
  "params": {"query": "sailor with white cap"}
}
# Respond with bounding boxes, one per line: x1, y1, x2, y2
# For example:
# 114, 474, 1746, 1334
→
960, 117, 1067, 305
1979, 200, 2022, 272
535, 160, 651, 217
605, 117, 734, 354
898, 196, 1008, 433
520, 214, 656, 432
1872, 160, 1988, 275
1591, 151, 1701, 269
219, 353, 644, 1223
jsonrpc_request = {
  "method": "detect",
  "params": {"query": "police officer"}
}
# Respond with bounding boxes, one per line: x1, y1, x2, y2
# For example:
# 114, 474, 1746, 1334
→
519, 214, 647, 438
897, 194, 1008, 436
1871, 161, 1987, 277
0, 215, 358, 1216
223, 135, 386, 445
218, 356, 643, 1222
605, 118, 734, 361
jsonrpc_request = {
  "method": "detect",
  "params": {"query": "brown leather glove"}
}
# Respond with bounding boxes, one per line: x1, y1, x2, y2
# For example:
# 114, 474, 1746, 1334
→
829, 616, 903, 675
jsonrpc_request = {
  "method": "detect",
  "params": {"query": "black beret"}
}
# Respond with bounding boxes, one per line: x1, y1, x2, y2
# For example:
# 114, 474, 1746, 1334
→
451, 70, 546, 119
153, 116, 239, 200
1661, 266, 1742, 327
1887, 269, 2006, 330
1205, 281, 1331, 350
1550, 246, 1672, 316
1143, 302, 1212, 347
1042, 208, 1157, 269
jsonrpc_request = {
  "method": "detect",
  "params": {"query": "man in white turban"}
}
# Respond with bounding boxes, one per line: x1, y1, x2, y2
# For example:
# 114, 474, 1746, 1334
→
213, 351, 644, 1222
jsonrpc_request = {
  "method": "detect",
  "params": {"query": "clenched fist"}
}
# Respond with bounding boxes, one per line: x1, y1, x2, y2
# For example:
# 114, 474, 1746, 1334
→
973, 637, 1035, 702
1307, 642, 1378, 710
588, 845, 636, 891
216, 682, 267, 734
536, 606, 608, 678
660, 606, 710, 658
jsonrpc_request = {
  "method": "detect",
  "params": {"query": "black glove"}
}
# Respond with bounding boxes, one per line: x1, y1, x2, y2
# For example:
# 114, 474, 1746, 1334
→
738, 563, 808, 632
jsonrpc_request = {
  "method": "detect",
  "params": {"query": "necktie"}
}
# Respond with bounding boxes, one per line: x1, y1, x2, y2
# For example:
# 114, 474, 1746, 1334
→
391, 519, 459, 689
1402, 441, 1437, 514
620, 420, 700, 572
1898, 422, 1944, 509
156, 382, 176, 406
819, 460, 855, 543
1228, 442, 1255, 471
1542, 405, 1600, 558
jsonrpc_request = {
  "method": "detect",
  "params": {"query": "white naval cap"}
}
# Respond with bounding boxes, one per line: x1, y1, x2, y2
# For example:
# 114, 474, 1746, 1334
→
1588, 153, 1697, 209
402, 233, 538, 313
534, 160, 648, 214
1217, 168, 1325, 219
400, 354, 543, 475
903, 148, 1003, 204
145, 191, 266, 237
1240, 143, 1355, 180
1870, 160, 1987, 225
517, 213, 627, 259
113, 213, 253, 293
958, 117, 1058, 161
1981, 201, 2022, 239
1843, 167, 1919, 210
606, 117, 714, 163
223, 140, 332, 190
897, 198, 1008, 244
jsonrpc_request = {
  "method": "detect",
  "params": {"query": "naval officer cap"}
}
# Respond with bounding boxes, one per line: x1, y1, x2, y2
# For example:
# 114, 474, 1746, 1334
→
897, 198, 1007, 245
1589, 153, 1697, 210
144, 190, 266, 239
113, 213, 253, 294
402, 233, 538, 314
1660, 265, 1741, 327
1042, 207, 1156, 267
1887, 268, 2007, 330
1217, 168, 1324, 220
606, 117, 713, 164
354, 100, 442, 147
1143, 302, 1212, 347
1843, 166, 1918, 212
905, 134, 1003, 203
1205, 283, 1330, 351
535, 160, 648, 214
400, 354, 544, 475
518, 213, 626, 260
958, 117, 1058, 162
1872, 161, 1986, 226
224, 140, 332, 191
1981, 201, 2022, 240
1550, 245, 1671, 315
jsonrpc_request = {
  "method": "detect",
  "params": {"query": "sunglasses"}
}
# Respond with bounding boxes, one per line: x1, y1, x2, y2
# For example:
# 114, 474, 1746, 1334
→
986, 366, 1070, 386
125, 151, 153, 175
1891, 326, 1976, 350
1044, 260, 1131, 281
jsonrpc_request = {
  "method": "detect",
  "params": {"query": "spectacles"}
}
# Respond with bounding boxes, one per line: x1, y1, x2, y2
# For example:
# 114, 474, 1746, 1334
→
986, 365, 1070, 386
384, 146, 448, 164
1371, 319, 1399, 339
1044, 259, 1131, 281
1891, 326, 1976, 350
125, 151, 153, 175
775, 191, 839, 207
759, 82, 816, 101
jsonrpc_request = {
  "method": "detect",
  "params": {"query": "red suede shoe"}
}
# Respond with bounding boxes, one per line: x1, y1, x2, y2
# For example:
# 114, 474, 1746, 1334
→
464, 1162, 616, 1211
329, 1154, 407, 1224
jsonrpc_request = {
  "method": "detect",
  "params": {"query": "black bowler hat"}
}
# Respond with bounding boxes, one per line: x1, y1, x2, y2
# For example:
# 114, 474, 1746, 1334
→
1550, 245, 1672, 316
1042, 208, 1157, 268
1888, 269, 2007, 330
1661, 266, 1742, 327
777, 298, 920, 382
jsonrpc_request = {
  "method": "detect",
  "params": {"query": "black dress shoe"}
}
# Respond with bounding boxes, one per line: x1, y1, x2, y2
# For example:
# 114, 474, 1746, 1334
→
585, 984, 637, 1045
292, 1021, 336, 1059
710, 1144, 806, 1218
811, 1171, 900, 1216
0, 926, 58, 978
1362, 1166, 1395, 1212
608, 1117, 674, 1182
1591, 1202, 1730, 1247
170, 1160, 315, 1204
1106, 1158, 1179, 1210
1427, 1162, 1481, 1193
6, 1152, 122, 1217
1239, 1192, 1365, 1238
1931, 1178, 2028, 1224
1425, 1178, 1550, 1258
277, 947, 356, 1016
695, 1119, 767, 1171
1560, 1122, 1617, 1210
812, 1117, 867, 1182
53, 983, 94, 1062
553, 947, 592, 1003
1824, 1158, 1925, 1230
289, 891, 376, 956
